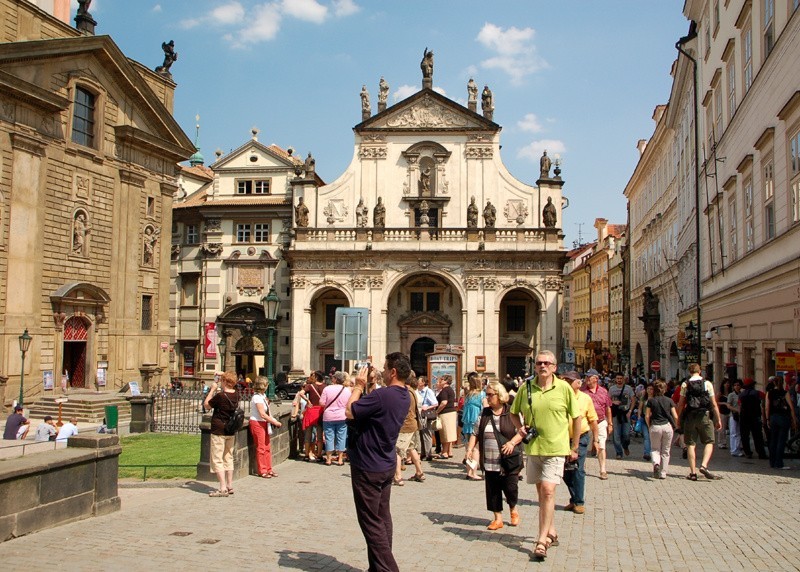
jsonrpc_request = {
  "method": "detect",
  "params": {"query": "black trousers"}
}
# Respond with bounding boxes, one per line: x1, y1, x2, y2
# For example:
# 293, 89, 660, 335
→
484, 470, 519, 512
351, 465, 399, 572
739, 416, 767, 458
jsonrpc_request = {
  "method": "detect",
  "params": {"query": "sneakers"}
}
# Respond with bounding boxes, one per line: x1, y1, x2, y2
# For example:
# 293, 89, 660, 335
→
732, 452, 745, 457
653, 463, 660, 478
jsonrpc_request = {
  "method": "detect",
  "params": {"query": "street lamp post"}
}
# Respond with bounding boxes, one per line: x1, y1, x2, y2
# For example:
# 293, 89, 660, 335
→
261, 287, 281, 400
18, 329, 32, 408
217, 335, 227, 372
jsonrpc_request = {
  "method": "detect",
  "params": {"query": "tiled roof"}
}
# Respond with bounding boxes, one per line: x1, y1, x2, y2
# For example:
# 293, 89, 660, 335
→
174, 191, 291, 209
180, 164, 214, 181
607, 224, 626, 238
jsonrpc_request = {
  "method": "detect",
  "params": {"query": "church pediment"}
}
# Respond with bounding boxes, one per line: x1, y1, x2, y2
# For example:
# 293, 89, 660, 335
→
499, 340, 533, 353
356, 90, 498, 132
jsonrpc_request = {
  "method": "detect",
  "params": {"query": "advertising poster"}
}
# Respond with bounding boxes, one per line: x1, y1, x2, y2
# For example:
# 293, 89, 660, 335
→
183, 347, 195, 376
96, 368, 107, 387
204, 323, 217, 359
43, 370, 54, 391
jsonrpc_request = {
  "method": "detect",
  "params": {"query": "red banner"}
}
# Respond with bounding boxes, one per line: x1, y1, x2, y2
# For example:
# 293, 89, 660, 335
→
204, 323, 217, 359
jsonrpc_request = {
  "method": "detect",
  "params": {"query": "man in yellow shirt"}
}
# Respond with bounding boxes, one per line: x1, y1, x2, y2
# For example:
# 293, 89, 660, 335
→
561, 371, 599, 515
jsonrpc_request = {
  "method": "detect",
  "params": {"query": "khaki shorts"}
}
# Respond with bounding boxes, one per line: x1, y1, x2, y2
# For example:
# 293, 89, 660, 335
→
396, 430, 420, 454
596, 420, 608, 450
526, 455, 565, 485
683, 410, 715, 446
210, 433, 235, 472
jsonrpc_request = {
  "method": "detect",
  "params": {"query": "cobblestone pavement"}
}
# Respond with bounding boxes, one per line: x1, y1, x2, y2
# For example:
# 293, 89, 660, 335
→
2, 437, 799, 571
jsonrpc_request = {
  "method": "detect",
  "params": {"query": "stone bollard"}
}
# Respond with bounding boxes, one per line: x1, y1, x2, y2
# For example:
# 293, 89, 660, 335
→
126, 394, 154, 433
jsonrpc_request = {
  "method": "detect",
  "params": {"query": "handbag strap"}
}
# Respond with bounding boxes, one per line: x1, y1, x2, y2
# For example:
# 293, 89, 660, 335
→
488, 408, 510, 448
323, 386, 346, 413
525, 378, 538, 433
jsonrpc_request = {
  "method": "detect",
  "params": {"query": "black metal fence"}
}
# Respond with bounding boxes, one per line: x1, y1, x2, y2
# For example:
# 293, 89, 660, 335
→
151, 388, 251, 434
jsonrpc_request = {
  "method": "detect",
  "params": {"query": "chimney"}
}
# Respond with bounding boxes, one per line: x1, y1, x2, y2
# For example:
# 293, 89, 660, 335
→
637, 139, 648, 156
594, 218, 608, 244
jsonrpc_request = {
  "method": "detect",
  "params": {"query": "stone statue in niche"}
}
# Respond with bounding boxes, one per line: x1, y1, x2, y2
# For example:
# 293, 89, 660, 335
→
142, 226, 160, 266
467, 196, 478, 228
643, 287, 659, 317
419, 167, 432, 196
483, 200, 496, 228
373, 197, 386, 228
356, 198, 369, 228
72, 211, 91, 256
155, 40, 178, 74
542, 197, 557, 228
419, 200, 430, 226
420, 48, 434, 80
540, 150, 552, 179
295, 197, 309, 228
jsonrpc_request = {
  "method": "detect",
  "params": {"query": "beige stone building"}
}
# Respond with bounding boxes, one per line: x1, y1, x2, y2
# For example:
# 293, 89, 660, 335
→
685, 0, 800, 384
562, 242, 594, 370
171, 132, 320, 384
286, 69, 569, 383
0, 0, 194, 406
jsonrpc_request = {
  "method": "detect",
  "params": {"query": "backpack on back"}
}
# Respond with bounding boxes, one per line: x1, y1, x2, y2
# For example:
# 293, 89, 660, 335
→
686, 378, 712, 411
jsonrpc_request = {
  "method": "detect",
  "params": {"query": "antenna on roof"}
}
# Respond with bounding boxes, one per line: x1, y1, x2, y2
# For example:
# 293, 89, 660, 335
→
572, 222, 585, 249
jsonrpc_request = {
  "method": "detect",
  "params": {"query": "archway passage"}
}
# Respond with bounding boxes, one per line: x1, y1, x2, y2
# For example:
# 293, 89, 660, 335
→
63, 317, 88, 388
410, 337, 436, 377
498, 288, 539, 380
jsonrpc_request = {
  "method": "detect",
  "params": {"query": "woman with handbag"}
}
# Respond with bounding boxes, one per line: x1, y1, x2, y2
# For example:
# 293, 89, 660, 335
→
320, 372, 351, 466
250, 377, 282, 478
435, 375, 458, 459
297, 370, 326, 461
465, 380, 521, 530
203, 371, 240, 497
461, 373, 486, 480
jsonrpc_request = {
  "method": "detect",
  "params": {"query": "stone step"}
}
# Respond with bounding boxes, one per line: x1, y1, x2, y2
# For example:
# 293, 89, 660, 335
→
28, 393, 132, 425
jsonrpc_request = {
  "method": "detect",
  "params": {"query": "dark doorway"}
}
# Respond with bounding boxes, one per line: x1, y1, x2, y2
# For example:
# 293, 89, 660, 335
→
410, 337, 436, 378
324, 354, 337, 376
63, 341, 86, 388
505, 356, 527, 379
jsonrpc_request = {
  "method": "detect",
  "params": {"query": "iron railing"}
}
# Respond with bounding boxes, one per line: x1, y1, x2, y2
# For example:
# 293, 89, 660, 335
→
151, 387, 251, 434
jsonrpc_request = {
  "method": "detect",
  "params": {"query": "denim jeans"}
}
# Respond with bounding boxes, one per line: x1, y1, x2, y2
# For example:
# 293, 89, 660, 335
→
612, 416, 631, 456
768, 414, 791, 468
642, 422, 651, 457
563, 431, 590, 506
323, 420, 348, 452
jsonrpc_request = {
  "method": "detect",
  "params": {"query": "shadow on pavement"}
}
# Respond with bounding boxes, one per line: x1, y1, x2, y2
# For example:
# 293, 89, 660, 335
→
440, 525, 536, 559
275, 550, 360, 571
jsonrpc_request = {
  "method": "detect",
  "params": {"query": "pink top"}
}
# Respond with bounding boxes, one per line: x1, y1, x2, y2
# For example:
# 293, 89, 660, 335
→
320, 384, 352, 422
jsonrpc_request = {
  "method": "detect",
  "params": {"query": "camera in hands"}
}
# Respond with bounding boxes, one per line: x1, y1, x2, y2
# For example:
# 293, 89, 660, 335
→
521, 426, 538, 444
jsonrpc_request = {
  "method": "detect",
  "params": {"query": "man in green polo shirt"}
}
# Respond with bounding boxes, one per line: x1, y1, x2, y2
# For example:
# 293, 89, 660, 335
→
508, 350, 581, 561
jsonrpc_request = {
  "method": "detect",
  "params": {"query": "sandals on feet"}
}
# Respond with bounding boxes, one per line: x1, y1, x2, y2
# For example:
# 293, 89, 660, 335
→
686, 473, 698, 481
392, 477, 405, 486
209, 490, 228, 497
532, 541, 548, 560
546, 533, 559, 547
267, 471, 278, 477
699, 466, 718, 480
599, 471, 608, 480
409, 473, 426, 482
258, 473, 272, 478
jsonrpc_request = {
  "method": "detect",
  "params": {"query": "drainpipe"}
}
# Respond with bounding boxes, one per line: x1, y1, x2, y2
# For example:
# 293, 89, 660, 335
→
676, 23, 702, 368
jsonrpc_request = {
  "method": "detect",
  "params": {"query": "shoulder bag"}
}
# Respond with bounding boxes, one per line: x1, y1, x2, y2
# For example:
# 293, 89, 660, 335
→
302, 384, 326, 430
223, 392, 244, 435
490, 411, 523, 475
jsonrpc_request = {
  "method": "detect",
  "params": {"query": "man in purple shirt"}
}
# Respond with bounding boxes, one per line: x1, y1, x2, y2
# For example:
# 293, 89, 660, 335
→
3, 405, 30, 440
346, 352, 411, 572
582, 369, 613, 480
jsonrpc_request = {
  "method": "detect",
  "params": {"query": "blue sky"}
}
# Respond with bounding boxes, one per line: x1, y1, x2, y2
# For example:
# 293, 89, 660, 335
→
80, 1, 688, 246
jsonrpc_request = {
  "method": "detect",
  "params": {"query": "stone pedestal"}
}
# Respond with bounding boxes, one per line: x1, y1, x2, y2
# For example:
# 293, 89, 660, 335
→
127, 395, 154, 433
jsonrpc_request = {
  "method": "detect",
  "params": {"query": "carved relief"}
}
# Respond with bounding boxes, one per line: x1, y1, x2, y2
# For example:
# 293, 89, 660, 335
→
237, 266, 264, 295
362, 134, 385, 143
205, 218, 222, 232
385, 96, 470, 128
142, 225, 159, 266
201, 242, 223, 257
504, 200, 528, 224
171, 244, 180, 259
0, 99, 15, 122
71, 209, 91, 257
368, 276, 384, 289
464, 276, 480, 290
402, 181, 410, 195
352, 276, 368, 289
544, 276, 563, 291
74, 174, 91, 201
323, 199, 349, 224
465, 146, 493, 159
293, 259, 354, 270
359, 146, 388, 159
39, 114, 58, 138
291, 276, 307, 289
483, 277, 498, 290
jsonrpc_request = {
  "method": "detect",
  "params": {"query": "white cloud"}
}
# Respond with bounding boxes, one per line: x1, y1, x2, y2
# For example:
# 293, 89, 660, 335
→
280, 0, 328, 24
517, 113, 542, 133
393, 84, 418, 101
432, 86, 447, 97
475, 23, 547, 84
518, 139, 566, 162
465, 65, 478, 76
212, 1, 246, 24
332, 0, 360, 17
232, 3, 282, 47
152, 4, 162, 13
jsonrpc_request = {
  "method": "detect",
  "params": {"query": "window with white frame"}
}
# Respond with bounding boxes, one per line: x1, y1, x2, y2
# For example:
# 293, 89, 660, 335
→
763, 158, 775, 240
236, 179, 271, 195
743, 25, 753, 92
254, 223, 270, 243
763, 0, 775, 57
729, 197, 738, 262
791, 129, 800, 223
186, 224, 198, 244
714, 88, 724, 140
236, 223, 251, 242
727, 57, 736, 121
744, 177, 754, 252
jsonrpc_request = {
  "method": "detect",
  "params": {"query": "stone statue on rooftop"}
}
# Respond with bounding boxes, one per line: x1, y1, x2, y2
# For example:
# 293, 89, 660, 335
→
356, 198, 369, 228
155, 40, 178, 74
542, 196, 557, 228
304, 152, 315, 178
481, 85, 494, 120
483, 200, 496, 228
467, 79, 478, 110
360, 85, 370, 120
77, 0, 92, 15
379, 77, 389, 105
421, 48, 434, 80
373, 197, 385, 228
295, 197, 309, 228
467, 196, 478, 228
540, 150, 552, 179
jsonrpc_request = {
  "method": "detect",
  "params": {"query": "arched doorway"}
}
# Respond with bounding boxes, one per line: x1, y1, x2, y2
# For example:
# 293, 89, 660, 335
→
309, 287, 349, 372
234, 335, 265, 380
498, 288, 539, 380
63, 316, 89, 388
410, 337, 436, 377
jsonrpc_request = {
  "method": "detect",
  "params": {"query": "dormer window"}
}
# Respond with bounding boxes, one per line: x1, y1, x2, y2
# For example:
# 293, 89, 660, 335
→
237, 179, 271, 194
71, 86, 96, 148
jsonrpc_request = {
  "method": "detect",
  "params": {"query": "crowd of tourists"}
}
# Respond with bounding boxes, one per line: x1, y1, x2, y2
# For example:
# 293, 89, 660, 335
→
199, 353, 798, 568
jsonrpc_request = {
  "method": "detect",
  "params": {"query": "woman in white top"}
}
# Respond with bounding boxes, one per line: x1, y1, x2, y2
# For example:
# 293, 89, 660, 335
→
249, 376, 282, 478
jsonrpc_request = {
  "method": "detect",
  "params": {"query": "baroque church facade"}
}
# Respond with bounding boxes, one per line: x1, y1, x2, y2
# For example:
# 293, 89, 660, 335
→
285, 59, 569, 381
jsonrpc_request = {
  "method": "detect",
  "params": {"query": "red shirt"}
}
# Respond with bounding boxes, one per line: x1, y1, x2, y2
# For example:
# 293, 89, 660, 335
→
582, 385, 612, 422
